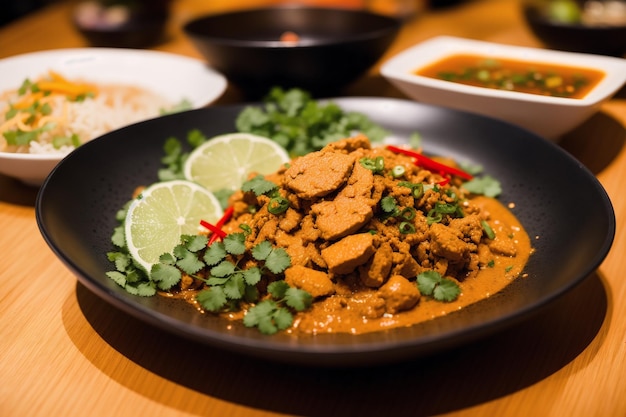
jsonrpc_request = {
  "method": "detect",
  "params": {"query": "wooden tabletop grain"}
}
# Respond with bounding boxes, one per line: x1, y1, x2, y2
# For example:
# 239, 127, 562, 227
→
1, 0, 625, 416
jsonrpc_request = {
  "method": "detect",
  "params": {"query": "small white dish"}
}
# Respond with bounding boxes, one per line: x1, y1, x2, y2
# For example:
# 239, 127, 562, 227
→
380, 36, 626, 140
0, 48, 228, 186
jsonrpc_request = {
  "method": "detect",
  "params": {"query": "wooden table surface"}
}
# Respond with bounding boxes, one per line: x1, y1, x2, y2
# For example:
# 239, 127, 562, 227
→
2, 0, 625, 416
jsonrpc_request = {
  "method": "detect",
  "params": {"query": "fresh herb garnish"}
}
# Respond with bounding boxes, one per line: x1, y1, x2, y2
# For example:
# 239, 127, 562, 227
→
195, 236, 311, 334
158, 129, 208, 181
243, 281, 313, 334
416, 270, 461, 302
235, 87, 389, 156
481, 219, 496, 240
241, 175, 279, 196
462, 175, 502, 198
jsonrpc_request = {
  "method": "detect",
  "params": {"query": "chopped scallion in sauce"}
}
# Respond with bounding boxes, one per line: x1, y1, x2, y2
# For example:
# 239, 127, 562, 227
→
415, 54, 605, 99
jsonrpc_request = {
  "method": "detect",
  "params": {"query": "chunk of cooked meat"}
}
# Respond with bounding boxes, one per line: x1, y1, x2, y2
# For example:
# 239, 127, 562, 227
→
312, 197, 374, 241
320, 233, 376, 275
378, 275, 421, 314
284, 265, 335, 298
359, 242, 393, 287
284, 151, 355, 199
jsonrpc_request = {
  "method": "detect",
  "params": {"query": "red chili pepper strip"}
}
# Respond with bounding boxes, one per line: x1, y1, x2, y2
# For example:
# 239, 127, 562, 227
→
204, 206, 235, 245
437, 178, 451, 186
386, 145, 473, 180
200, 220, 227, 240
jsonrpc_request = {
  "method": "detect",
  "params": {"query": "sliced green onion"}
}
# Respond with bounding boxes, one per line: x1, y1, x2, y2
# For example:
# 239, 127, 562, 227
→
426, 209, 442, 225
411, 183, 424, 199
359, 156, 385, 174
268, 196, 289, 214
400, 207, 416, 221
391, 165, 406, 178
435, 202, 457, 214
399, 222, 416, 234
398, 181, 424, 199
481, 220, 495, 240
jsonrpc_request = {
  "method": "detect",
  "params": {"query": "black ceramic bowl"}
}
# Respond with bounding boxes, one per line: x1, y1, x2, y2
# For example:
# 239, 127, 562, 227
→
183, 6, 402, 97
72, 1, 170, 48
36, 97, 615, 367
522, 2, 626, 56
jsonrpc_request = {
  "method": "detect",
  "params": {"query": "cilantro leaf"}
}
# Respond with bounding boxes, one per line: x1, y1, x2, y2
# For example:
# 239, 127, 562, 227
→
211, 260, 236, 277
107, 251, 131, 272
463, 175, 502, 198
272, 308, 294, 330
285, 287, 313, 311
159, 252, 177, 265
417, 270, 461, 302
197, 287, 227, 312
265, 247, 291, 274
182, 234, 209, 252
176, 250, 205, 275
158, 130, 207, 181
417, 270, 440, 296
433, 279, 462, 302
243, 300, 294, 335
204, 242, 227, 266
267, 280, 290, 299
223, 233, 246, 255
243, 300, 276, 327
243, 267, 262, 286
150, 263, 182, 290
252, 240, 273, 261
380, 195, 398, 214
223, 273, 246, 299
241, 175, 278, 196
125, 281, 157, 297
106, 271, 127, 287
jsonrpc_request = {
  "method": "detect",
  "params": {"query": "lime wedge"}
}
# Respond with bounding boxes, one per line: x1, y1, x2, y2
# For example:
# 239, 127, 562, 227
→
183, 133, 290, 192
125, 179, 223, 274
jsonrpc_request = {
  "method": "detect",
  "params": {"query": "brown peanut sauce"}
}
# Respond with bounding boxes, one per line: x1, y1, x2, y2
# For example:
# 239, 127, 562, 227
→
162, 195, 532, 335
287, 195, 532, 335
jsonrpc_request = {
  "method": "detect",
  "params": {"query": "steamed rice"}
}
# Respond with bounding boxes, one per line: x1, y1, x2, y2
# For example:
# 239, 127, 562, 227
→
0, 71, 174, 155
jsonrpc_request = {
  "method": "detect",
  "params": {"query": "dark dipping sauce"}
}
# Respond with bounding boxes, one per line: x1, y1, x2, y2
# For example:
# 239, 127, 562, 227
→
415, 54, 605, 99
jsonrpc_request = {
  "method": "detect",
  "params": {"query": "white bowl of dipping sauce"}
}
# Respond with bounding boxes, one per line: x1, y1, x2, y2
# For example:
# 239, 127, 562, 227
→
381, 36, 626, 140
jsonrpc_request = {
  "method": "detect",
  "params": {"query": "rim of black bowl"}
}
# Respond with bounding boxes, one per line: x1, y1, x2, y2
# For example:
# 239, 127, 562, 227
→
182, 6, 403, 48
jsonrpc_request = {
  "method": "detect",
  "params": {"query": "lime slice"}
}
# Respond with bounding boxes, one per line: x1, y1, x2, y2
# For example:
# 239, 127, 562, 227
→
125, 179, 223, 274
184, 133, 290, 192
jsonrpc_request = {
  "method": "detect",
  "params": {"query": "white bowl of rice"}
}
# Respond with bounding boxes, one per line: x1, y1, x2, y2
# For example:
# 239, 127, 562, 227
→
0, 48, 227, 186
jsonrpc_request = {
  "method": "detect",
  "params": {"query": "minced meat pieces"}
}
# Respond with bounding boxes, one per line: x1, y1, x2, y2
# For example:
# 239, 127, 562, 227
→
429, 222, 472, 262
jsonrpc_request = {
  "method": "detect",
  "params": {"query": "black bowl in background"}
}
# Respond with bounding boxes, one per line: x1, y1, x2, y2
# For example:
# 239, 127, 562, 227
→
74, 18, 168, 48
183, 6, 402, 98
522, 4, 626, 56
72, 1, 170, 48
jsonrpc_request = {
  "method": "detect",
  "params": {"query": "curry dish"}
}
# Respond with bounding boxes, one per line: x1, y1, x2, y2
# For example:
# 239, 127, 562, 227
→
169, 135, 532, 335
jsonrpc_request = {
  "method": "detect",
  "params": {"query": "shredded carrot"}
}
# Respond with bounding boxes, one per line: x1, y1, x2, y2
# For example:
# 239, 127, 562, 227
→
36, 80, 97, 99
13, 91, 45, 109
48, 70, 69, 83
